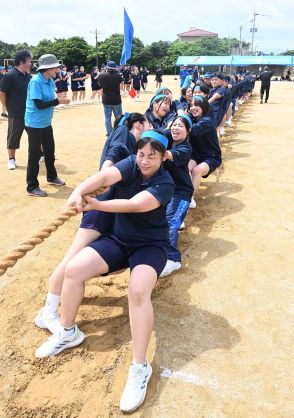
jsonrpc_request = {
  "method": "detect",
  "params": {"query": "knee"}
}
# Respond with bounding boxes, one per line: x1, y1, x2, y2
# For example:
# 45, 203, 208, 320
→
64, 259, 83, 283
128, 283, 150, 306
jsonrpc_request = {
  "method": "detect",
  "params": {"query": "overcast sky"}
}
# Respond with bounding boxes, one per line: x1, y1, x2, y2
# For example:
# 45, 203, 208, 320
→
1, 0, 294, 54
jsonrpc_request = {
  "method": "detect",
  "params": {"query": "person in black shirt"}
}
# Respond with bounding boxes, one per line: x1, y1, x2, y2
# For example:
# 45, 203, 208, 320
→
188, 95, 222, 208
160, 114, 194, 277
70, 66, 80, 104
0, 50, 32, 170
98, 61, 123, 136
131, 66, 141, 100
155, 67, 163, 90
140, 66, 149, 90
258, 66, 274, 104
90, 67, 102, 102
34, 132, 174, 413
122, 64, 131, 93
77, 65, 87, 103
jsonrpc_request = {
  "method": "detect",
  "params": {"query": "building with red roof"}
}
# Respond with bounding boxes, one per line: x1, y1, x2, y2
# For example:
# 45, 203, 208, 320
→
177, 27, 218, 42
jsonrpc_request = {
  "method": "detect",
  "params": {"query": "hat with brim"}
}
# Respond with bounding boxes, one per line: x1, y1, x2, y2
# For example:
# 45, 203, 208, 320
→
106, 61, 117, 70
37, 54, 60, 71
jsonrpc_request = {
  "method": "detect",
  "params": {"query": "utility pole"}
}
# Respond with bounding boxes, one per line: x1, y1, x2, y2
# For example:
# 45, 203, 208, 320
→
250, 12, 259, 55
239, 25, 243, 55
90, 29, 102, 68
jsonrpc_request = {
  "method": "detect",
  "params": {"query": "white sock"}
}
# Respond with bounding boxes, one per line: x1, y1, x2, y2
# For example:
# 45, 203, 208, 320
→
132, 360, 146, 368
60, 324, 75, 337
44, 292, 60, 314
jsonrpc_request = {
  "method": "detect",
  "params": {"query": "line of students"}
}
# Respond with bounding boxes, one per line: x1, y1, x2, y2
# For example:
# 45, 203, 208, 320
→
33, 76, 255, 412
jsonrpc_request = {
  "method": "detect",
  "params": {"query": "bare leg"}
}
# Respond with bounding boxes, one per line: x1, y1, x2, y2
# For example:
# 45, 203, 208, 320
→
189, 160, 209, 192
49, 228, 101, 295
128, 265, 157, 363
60, 247, 109, 327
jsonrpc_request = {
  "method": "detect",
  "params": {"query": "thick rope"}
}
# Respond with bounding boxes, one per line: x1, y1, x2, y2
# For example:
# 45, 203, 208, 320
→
0, 189, 103, 277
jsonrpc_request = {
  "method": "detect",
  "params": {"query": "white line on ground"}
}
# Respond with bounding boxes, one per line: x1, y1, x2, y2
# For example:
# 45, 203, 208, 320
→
160, 367, 218, 389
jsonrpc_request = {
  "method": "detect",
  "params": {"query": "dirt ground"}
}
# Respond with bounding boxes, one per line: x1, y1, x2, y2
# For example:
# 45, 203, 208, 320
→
0, 76, 293, 418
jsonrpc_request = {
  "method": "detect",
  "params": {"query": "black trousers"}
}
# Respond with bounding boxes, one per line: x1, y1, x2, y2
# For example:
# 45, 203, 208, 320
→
25, 125, 57, 191
260, 85, 270, 102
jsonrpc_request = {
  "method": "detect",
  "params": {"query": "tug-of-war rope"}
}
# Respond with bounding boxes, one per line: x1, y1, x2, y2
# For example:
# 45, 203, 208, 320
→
0, 189, 103, 277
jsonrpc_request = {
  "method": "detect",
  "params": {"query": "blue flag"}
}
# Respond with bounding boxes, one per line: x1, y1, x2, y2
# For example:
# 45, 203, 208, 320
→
120, 8, 134, 65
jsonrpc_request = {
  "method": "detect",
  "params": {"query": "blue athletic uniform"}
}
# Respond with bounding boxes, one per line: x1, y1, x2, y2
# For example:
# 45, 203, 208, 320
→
99, 125, 136, 169
87, 155, 175, 277
164, 135, 193, 262
208, 86, 226, 127
189, 113, 222, 177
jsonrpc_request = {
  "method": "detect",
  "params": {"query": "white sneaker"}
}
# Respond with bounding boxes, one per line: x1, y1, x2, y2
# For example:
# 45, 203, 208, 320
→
179, 221, 185, 230
120, 361, 152, 413
8, 159, 16, 170
189, 197, 197, 208
160, 260, 181, 278
35, 307, 60, 334
35, 324, 85, 358
219, 126, 225, 136
225, 120, 232, 127
39, 155, 45, 162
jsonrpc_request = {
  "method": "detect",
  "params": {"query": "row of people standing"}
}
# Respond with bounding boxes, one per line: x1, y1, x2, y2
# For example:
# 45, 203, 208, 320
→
121, 64, 149, 94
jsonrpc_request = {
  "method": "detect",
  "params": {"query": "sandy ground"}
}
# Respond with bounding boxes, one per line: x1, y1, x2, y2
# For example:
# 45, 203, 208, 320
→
0, 77, 293, 418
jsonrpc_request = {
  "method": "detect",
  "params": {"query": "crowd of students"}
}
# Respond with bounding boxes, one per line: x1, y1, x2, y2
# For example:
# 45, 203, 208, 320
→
1, 51, 262, 414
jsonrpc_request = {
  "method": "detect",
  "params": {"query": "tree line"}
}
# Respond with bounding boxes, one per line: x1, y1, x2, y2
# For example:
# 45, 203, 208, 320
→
4, 34, 284, 74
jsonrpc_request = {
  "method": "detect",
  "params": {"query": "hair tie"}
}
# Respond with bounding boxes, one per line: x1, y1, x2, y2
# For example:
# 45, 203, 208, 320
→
118, 112, 131, 127
140, 130, 168, 149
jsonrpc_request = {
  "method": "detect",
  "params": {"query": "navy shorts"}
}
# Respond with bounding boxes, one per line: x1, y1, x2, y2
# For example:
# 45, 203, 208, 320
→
191, 155, 221, 178
80, 210, 113, 233
88, 234, 168, 278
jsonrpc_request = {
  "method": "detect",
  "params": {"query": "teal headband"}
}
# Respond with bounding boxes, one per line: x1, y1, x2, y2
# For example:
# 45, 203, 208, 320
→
193, 95, 204, 102
156, 86, 171, 95
174, 114, 192, 128
140, 130, 168, 149
150, 94, 167, 105
193, 85, 201, 91
118, 112, 131, 127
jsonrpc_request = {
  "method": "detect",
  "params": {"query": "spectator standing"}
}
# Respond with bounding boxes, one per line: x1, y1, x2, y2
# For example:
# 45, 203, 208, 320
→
25, 54, 70, 197
259, 66, 274, 104
0, 50, 32, 170
98, 61, 122, 136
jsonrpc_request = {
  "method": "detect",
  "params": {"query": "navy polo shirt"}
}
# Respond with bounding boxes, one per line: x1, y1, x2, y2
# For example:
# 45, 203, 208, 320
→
145, 108, 164, 129
99, 125, 137, 169
189, 114, 222, 162
164, 137, 194, 202
71, 71, 80, 89
0, 67, 31, 117
209, 86, 226, 125
111, 155, 175, 246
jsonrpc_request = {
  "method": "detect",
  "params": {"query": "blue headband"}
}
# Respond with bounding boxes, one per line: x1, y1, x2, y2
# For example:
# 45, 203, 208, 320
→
140, 130, 168, 149
174, 114, 192, 128
193, 95, 204, 102
118, 112, 131, 127
156, 86, 171, 95
193, 85, 201, 91
150, 94, 167, 105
